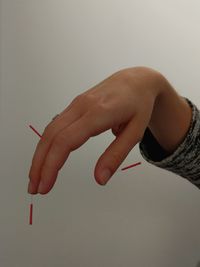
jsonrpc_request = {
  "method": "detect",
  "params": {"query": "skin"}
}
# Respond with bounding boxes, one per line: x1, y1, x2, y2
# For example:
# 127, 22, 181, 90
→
28, 66, 192, 194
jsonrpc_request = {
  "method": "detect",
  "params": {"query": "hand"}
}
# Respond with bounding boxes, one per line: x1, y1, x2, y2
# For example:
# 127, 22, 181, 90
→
28, 66, 163, 194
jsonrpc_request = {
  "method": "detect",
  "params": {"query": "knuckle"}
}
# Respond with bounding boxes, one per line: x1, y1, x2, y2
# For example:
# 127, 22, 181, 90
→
96, 101, 107, 111
74, 93, 96, 104
85, 92, 103, 104
92, 100, 110, 114
73, 93, 100, 112
73, 94, 83, 103
83, 92, 96, 100
74, 92, 110, 114
83, 93, 99, 107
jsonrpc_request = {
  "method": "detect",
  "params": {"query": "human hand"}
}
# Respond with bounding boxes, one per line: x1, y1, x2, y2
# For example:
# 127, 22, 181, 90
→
28, 66, 163, 194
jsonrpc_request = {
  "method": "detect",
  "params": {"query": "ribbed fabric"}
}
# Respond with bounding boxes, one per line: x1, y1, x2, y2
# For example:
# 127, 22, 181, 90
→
139, 98, 200, 189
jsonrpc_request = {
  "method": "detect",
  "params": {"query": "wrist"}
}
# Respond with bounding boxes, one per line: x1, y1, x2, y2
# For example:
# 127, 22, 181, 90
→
120, 66, 164, 100
148, 75, 192, 153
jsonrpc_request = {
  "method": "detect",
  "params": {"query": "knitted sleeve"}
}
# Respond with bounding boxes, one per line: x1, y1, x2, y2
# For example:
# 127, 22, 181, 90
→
139, 98, 200, 189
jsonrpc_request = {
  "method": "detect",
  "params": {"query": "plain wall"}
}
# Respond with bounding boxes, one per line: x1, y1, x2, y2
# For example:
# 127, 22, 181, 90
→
1, 1, 200, 266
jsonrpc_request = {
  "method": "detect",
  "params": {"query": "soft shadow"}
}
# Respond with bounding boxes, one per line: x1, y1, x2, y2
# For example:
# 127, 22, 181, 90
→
196, 262, 200, 267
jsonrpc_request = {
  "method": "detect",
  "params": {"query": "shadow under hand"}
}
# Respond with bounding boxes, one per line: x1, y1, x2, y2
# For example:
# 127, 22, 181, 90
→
196, 262, 200, 267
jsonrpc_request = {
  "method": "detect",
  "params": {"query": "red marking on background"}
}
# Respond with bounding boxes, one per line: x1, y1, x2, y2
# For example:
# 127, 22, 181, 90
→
29, 125, 42, 138
29, 203, 33, 225
29, 124, 38, 226
121, 162, 141, 171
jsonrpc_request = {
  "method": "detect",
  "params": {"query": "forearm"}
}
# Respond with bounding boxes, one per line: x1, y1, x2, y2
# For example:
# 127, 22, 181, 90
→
149, 74, 193, 153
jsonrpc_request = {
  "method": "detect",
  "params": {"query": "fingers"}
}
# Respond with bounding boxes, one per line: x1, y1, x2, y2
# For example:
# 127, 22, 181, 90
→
94, 116, 143, 185
28, 94, 115, 194
28, 108, 82, 194
29, 109, 104, 194
37, 115, 93, 194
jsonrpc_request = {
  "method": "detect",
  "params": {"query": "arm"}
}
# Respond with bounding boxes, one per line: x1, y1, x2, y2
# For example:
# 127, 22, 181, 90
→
139, 72, 200, 188
28, 66, 198, 194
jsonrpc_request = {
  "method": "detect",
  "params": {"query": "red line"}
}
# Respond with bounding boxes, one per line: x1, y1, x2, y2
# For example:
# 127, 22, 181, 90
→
121, 162, 141, 171
29, 124, 39, 226
29, 125, 42, 138
29, 203, 33, 225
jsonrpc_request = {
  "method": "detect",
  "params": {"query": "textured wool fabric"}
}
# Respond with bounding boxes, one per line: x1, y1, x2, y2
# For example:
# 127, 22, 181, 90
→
139, 98, 200, 189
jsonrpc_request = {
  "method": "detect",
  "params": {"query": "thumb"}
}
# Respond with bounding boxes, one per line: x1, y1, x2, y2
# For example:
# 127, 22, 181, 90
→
94, 117, 143, 185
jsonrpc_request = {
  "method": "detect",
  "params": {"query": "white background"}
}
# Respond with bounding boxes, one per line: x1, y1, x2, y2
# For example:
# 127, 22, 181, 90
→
1, 1, 200, 266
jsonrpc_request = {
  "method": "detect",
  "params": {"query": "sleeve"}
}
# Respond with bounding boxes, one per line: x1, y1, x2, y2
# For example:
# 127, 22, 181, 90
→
139, 98, 200, 189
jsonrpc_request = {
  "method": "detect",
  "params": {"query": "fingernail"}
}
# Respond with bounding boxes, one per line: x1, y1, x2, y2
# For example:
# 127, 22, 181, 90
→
28, 181, 35, 194
38, 180, 45, 194
99, 169, 112, 185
